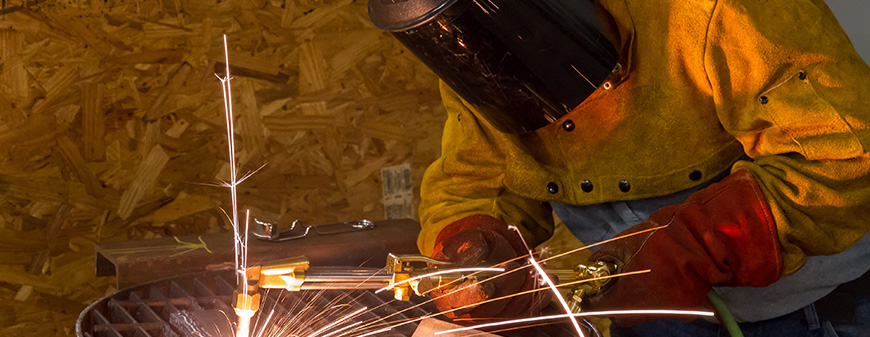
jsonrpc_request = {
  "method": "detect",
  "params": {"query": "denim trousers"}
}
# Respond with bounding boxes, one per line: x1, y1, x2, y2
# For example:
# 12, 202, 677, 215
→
610, 298, 870, 337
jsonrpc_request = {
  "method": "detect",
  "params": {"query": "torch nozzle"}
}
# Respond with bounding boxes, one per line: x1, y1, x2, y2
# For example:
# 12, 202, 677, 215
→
233, 287, 260, 337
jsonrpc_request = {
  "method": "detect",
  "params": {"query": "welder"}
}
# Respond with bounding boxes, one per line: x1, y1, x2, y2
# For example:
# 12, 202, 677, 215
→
369, 0, 870, 336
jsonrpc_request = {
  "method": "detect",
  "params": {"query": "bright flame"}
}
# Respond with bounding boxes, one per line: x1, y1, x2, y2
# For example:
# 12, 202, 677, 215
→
235, 308, 256, 337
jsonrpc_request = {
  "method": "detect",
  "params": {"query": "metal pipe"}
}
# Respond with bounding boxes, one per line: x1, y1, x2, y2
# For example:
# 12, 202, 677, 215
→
95, 218, 421, 288
300, 283, 390, 290
304, 275, 392, 282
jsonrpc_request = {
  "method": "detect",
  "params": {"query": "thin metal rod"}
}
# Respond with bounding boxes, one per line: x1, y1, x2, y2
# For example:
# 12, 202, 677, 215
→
299, 283, 389, 290
303, 275, 392, 282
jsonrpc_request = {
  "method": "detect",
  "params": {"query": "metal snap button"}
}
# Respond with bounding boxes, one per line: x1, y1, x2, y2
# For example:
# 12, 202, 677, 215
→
618, 180, 631, 193
581, 180, 593, 193
547, 182, 559, 194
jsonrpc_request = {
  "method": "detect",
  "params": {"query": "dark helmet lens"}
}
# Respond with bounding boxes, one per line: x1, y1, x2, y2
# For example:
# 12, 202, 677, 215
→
371, 0, 619, 133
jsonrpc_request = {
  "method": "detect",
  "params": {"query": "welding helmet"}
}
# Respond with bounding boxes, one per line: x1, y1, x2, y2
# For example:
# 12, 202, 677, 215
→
369, 0, 620, 134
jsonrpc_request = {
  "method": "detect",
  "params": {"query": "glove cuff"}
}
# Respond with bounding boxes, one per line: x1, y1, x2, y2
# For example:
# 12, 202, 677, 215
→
585, 169, 783, 324
433, 215, 528, 258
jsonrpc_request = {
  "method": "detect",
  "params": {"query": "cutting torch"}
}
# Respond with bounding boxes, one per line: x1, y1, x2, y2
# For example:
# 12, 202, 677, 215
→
233, 219, 618, 336
232, 253, 617, 319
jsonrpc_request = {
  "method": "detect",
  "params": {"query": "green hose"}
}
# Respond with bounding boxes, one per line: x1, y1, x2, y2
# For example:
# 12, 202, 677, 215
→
707, 290, 745, 337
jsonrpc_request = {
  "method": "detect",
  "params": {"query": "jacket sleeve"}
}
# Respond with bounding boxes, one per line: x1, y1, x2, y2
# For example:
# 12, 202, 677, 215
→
417, 81, 554, 255
705, 0, 870, 275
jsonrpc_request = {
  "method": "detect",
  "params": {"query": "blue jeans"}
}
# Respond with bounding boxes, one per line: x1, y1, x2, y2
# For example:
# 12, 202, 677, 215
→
610, 298, 870, 337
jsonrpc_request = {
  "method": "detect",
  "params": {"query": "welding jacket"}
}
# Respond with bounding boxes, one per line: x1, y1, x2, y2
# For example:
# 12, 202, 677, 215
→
418, 0, 870, 319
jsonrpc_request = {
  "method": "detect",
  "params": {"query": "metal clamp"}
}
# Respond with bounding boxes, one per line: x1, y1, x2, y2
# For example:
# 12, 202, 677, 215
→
253, 219, 375, 242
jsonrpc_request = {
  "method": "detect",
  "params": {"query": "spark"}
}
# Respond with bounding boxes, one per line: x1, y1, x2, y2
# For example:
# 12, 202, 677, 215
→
285, 291, 330, 336
249, 225, 666, 337
217, 33, 256, 337
216, 309, 239, 336
528, 256, 584, 337
415, 252, 539, 297
193, 162, 268, 189
308, 266, 405, 334
237, 162, 269, 185
255, 307, 275, 337
571, 65, 598, 90
556, 269, 650, 289
308, 307, 367, 337
254, 289, 383, 337
344, 254, 574, 335
319, 321, 363, 337
255, 289, 298, 337
416, 226, 664, 303
263, 291, 310, 337
538, 225, 667, 265
428, 224, 667, 298
508, 225, 532, 251
509, 225, 584, 336
242, 209, 250, 282
435, 309, 715, 335
483, 321, 563, 336
342, 267, 648, 337
374, 267, 505, 294
353, 326, 393, 337
216, 33, 242, 281
443, 269, 652, 316
346, 226, 667, 337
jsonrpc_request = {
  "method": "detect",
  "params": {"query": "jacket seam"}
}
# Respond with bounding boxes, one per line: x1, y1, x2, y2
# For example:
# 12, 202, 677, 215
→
701, 0, 720, 99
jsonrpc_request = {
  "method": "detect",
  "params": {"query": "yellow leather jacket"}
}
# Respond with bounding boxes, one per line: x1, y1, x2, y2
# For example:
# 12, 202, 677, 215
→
419, 0, 870, 275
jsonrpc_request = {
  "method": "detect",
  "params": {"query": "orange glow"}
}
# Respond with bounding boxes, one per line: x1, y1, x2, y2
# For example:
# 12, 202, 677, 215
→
235, 309, 255, 337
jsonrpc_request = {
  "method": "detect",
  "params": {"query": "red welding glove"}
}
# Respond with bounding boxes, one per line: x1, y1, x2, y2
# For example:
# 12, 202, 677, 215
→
430, 215, 549, 322
584, 170, 784, 325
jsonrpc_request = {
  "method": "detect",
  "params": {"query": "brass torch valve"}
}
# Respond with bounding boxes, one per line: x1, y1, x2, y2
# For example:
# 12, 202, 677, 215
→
565, 261, 618, 313
384, 253, 457, 301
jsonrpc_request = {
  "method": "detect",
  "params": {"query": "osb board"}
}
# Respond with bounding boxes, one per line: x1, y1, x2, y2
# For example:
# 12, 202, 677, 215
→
0, 0, 445, 335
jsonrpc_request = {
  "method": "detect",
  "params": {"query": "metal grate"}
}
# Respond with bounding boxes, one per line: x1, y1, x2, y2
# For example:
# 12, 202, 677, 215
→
77, 271, 434, 337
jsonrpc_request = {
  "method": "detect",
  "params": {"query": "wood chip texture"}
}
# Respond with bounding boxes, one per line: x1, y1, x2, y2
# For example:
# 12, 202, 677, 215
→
0, 0, 446, 334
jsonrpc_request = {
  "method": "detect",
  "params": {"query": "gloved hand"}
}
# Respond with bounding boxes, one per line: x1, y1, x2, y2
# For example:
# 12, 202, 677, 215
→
584, 170, 784, 325
430, 215, 549, 321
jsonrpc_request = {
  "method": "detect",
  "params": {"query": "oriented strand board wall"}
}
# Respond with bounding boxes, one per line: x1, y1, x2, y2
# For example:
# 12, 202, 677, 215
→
0, 0, 444, 334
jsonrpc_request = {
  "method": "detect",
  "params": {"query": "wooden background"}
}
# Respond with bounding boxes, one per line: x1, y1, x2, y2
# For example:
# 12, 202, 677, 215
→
0, 0, 594, 335
0, 0, 446, 334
